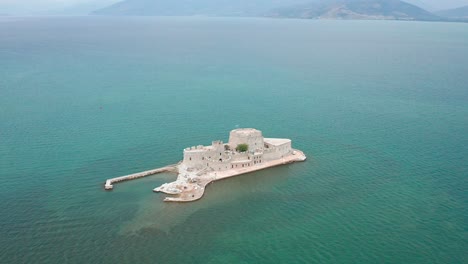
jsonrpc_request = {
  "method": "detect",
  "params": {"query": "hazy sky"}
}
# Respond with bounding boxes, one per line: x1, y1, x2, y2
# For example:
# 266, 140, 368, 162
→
1, 0, 468, 15
0, 0, 120, 14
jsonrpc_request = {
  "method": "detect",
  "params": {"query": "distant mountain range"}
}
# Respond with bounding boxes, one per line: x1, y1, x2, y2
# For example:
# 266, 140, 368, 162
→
93, 0, 468, 22
92, 0, 307, 16
436, 5, 468, 19
269, 0, 440, 20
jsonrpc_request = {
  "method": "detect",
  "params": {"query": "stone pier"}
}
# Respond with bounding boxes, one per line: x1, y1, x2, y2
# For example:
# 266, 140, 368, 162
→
104, 165, 178, 190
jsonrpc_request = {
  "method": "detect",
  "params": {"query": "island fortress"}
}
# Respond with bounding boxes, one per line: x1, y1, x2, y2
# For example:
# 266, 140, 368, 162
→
105, 128, 306, 202
183, 129, 295, 171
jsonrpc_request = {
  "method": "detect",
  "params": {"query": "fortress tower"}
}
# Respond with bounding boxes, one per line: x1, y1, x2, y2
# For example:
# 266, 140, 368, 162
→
228, 128, 264, 151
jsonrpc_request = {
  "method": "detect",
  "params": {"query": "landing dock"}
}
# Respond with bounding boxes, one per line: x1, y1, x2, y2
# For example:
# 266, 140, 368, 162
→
104, 165, 177, 190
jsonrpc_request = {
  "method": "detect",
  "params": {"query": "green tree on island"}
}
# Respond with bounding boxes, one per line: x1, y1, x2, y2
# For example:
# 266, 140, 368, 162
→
236, 144, 249, 152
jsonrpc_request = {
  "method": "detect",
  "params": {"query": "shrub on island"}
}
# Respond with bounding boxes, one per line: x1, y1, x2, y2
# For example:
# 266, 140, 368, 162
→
236, 144, 248, 152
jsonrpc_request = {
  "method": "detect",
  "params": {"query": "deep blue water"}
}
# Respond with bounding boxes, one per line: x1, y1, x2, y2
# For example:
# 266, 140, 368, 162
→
0, 16, 467, 263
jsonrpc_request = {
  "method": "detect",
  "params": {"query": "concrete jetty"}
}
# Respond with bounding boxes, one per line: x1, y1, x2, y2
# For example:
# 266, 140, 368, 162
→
104, 165, 177, 190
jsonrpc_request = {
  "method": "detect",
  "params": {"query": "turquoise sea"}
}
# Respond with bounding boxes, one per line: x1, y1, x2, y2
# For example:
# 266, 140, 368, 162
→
0, 16, 467, 263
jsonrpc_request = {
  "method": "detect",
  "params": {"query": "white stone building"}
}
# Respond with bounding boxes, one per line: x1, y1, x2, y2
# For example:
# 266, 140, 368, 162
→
182, 128, 293, 172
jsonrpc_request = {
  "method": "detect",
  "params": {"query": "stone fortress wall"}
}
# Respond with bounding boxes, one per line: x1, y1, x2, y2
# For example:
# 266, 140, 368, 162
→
183, 140, 231, 171
263, 139, 292, 160
182, 128, 293, 172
